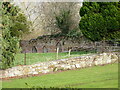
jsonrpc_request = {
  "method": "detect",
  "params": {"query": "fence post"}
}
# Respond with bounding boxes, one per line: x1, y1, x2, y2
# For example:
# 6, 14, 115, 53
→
94, 42, 97, 53
56, 47, 59, 59
102, 39, 106, 53
68, 49, 71, 57
24, 52, 26, 65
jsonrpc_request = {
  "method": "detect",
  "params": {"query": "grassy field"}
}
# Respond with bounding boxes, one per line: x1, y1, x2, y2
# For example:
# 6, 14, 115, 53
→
2, 63, 118, 88
14, 50, 96, 66
0, 80, 2, 90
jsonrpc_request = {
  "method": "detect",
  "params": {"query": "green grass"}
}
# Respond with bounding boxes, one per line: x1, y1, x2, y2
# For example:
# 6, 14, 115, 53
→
2, 63, 118, 88
14, 50, 96, 66
0, 80, 2, 90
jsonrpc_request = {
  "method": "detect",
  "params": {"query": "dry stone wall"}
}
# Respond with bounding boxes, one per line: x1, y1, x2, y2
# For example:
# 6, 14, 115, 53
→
1, 52, 119, 79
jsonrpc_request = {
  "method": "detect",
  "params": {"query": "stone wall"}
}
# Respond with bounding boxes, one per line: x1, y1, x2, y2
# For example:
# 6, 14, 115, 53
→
20, 36, 94, 53
20, 36, 120, 53
1, 52, 119, 79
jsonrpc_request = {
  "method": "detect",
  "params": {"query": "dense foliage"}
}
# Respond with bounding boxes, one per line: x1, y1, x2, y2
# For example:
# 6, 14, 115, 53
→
55, 10, 71, 34
3, 2, 31, 38
79, 2, 120, 42
1, 2, 30, 69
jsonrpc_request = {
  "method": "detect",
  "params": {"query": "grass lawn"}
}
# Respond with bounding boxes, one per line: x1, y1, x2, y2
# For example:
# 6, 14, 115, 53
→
14, 50, 96, 66
2, 63, 118, 88
0, 80, 2, 89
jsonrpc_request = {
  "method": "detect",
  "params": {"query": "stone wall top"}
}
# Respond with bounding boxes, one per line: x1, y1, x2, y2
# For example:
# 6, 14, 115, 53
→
1, 52, 119, 79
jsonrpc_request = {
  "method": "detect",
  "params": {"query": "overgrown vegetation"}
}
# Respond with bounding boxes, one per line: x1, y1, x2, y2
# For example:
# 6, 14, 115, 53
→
55, 9, 81, 37
79, 2, 120, 42
55, 10, 71, 34
1, 2, 31, 69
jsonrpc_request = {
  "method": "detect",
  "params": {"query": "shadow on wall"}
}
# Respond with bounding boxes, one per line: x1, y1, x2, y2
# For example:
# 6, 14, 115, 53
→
56, 42, 62, 52
32, 46, 37, 53
32, 46, 49, 53
43, 46, 48, 53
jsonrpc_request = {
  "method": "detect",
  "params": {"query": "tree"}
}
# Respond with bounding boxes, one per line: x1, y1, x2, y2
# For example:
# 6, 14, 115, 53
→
15, 2, 81, 36
10, 13, 31, 38
3, 2, 31, 38
55, 10, 71, 34
1, 2, 30, 69
79, 2, 120, 42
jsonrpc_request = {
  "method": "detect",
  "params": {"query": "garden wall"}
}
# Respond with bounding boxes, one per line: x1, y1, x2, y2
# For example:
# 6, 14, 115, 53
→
20, 36, 95, 53
1, 52, 119, 79
20, 36, 120, 53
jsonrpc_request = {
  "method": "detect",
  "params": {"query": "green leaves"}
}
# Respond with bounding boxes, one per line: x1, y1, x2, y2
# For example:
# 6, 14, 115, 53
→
10, 12, 31, 38
56, 10, 71, 34
2, 12, 19, 69
79, 2, 120, 42
80, 13, 106, 41
1, 2, 30, 69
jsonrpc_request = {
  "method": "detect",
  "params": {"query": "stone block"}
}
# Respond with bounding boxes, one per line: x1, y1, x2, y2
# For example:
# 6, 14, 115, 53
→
111, 54, 118, 62
41, 70, 50, 74
75, 64, 81, 68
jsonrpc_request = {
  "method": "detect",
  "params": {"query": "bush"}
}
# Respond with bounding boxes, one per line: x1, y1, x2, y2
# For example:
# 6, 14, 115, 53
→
79, 2, 120, 42
55, 10, 71, 34
1, 2, 30, 69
